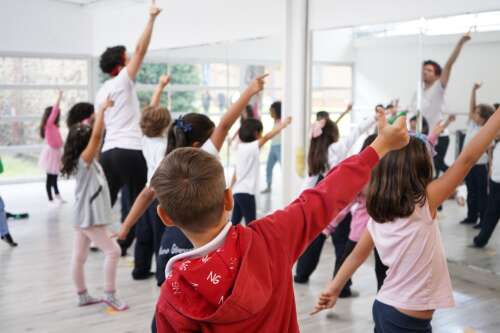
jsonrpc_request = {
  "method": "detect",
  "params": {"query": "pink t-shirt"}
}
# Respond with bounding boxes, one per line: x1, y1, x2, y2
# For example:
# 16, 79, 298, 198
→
367, 201, 454, 311
322, 195, 369, 242
44, 105, 63, 149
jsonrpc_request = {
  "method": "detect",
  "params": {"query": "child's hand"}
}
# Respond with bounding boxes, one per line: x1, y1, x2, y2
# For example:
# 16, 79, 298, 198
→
371, 110, 409, 157
282, 116, 292, 127
58, 90, 64, 100
461, 30, 472, 44
310, 289, 338, 315
448, 114, 457, 123
248, 74, 269, 95
473, 82, 482, 91
159, 75, 171, 87
150, 0, 162, 18
346, 103, 353, 112
101, 97, 114, 111
111, 226, 130, 241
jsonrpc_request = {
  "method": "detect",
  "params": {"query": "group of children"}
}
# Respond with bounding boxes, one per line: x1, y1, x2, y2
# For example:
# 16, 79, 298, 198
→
3, 1, 500, 332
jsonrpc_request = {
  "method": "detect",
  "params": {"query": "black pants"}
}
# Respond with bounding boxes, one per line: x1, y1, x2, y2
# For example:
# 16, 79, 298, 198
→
433, 136, 449, 177
474, 179, 500, 247
133, 201, 165, 279
231, 193, 256, 225
46, 173, 59, 201
295, 214, 352, 290
100, 148, 147, 252
374, 248, 388, 291
373, 300, 432, 333
464, 164, 488, 224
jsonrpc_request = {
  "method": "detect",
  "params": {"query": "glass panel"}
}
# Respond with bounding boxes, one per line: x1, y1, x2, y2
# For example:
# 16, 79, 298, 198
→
170, 91, 200, 114
313, 65, 352, 88
0, 119, 43, 146
0, 150, 43, 180
0, 57, 88, 85
136, 63, 169, 85
137, 90, 169, 109
228, 65, 241, 87
311, 89, 351, 114
201, 64, 228, 86
170, 64, 202, 85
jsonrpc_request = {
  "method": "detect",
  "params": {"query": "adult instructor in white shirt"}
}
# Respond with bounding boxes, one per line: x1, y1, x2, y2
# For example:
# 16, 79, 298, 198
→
411, 32, 471, 177
96, 0, 161, 257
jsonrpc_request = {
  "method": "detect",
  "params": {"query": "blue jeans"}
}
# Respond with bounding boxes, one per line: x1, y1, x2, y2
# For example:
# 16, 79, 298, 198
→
266, 145, 281, 187
0, 196, 9, 237
373, 300, 432, 332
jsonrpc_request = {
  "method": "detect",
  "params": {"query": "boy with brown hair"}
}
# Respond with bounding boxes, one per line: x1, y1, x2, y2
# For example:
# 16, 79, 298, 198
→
151, 112, 410, 332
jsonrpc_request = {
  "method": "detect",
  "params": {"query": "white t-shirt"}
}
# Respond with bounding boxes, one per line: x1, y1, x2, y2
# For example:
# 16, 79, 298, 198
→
411, 80, 447, 133
232, 141, 260, 195
491, 142, 500, 183
463, 122, 488, 165
142, 136, 168, 185
95, 69, 142, 152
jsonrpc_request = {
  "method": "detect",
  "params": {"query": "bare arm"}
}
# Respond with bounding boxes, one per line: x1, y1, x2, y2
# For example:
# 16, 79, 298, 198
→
441, 32, 471, 88
258, 117, 292, 148
210, 74, 268, 151
116, 187, 156, 240
127, 0, 162, 81
469, 82, 481, 118
311, 230, 374, 315
335, 103, 352, 124
48, 90, 63, 124
81, 98, 114, 164
150, 75, 170, 108
427, 108, 500, 214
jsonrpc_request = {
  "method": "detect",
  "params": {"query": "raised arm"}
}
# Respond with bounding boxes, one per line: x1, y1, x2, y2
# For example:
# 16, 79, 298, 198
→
441, 32, 471, 88
150, 75, 170, 108
258, 116, 292, 148
127, 0, 162, 81
469, 82, 481, 118
210, 74, 268, 151
116, 187, 156, 240
335, 103, 352, 124
427, 108, 500, 214
48, 90, 63, 124
81, 98, 114, 164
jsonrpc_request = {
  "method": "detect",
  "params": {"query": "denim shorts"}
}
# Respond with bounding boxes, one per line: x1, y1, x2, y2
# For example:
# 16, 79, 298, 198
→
372, 299, 432, 332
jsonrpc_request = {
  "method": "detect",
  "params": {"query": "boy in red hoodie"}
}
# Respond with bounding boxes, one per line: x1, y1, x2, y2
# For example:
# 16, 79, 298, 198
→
151, 113, 409, 332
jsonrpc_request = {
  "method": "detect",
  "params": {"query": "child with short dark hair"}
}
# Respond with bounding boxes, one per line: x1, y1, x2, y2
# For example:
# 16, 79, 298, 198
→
231, 116, 291, 225
61, 97, 128, 311
460, 83, 495, 227
152, 113, 409, 332
39, 90, 65, 204
313, 105, 500, 332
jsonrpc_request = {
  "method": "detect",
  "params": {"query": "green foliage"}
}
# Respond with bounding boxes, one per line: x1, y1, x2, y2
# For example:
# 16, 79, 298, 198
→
136, 63, 169, 84
170, 64, 201, 114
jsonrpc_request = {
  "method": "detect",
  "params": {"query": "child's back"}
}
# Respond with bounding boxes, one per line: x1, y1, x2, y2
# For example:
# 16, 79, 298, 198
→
232, 140, 260, 196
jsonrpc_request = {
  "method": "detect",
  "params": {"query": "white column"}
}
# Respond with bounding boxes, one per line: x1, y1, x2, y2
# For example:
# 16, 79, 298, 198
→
281, 0, 311, 204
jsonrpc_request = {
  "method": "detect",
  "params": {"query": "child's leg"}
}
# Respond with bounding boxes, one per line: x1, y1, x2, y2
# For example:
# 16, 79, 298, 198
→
231, 194, 244, 225
374, 247, 388, 291
331, 214, 352, 296
133, 211, 155, 280
72, 228, 92, 293
476, 164, 489, 224
46, 174, 53, 201
332, 239, 357, 292
265, 146, 279, 189
294, 234, 327, 283
464, 166, 479, 223
53, 174, 60, 196
82, 226, 120, 293
474, 180, 500, 247
239, 194, 257, 225
0, 197, 8, 237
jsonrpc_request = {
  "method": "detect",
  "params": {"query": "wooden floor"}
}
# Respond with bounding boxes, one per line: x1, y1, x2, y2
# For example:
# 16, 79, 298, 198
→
2, 179, 500, 332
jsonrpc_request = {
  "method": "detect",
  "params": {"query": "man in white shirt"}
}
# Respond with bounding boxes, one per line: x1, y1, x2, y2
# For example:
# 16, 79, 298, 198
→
96, 0, 161, 261
411, 32, 471, 177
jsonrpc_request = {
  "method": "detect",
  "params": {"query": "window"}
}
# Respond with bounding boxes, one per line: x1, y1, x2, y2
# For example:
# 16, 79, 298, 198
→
0, 56, 90, 183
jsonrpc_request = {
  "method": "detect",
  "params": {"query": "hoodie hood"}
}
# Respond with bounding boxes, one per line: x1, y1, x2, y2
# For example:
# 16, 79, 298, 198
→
162, 224, 273, 324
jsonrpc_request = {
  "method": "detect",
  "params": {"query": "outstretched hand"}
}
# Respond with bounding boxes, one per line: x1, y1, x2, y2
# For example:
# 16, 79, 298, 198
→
150, 0, 162, 18
370, 110, 409, 158
248, 74, 269, 95
473, 82, 482, 91
159, 75, 171, 87
310, 290, 338, 316
461, 30, 472, 44
101, 96, 114, 111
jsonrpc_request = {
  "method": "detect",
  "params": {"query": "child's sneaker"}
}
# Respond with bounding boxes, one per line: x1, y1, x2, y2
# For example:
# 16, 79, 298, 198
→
77, 290, 101, 307
55, 194, 67, 204
103, 292, 129, 311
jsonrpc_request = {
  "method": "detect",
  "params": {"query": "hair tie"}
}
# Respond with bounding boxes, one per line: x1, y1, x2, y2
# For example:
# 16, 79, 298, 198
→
310, 119, 326, 139
410, 131, 436, 156
174, 118, 193, 133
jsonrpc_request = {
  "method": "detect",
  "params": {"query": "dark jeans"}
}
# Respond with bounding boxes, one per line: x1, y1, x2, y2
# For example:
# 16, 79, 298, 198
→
46, 173, 59, 201
133, 201, 165, 279
464, 164, 488, 224
295, 213, 352, 292
374, 247, 388, 291
100, 148, 147, 252
433, 136, 449, 177
474, 179, 500, 247
373, 300, 432, 333
231, 193, 256, 225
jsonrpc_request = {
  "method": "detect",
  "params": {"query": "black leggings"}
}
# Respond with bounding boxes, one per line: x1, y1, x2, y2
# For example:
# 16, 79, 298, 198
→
231, 193, 256, 225
465, 164, 488, 224
46, 174, 59, 201
474, 179, 500, 247
433, 136, 449, 177
100, 148, 147, 252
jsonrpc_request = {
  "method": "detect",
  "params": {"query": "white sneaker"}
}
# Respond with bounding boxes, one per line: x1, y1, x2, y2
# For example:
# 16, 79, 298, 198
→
103, 292, 129, 311
77, 290, 101, 307
55, 195, 67, 204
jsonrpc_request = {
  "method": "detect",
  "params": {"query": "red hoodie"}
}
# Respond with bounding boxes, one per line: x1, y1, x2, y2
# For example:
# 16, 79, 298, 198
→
156, 147, 379, 332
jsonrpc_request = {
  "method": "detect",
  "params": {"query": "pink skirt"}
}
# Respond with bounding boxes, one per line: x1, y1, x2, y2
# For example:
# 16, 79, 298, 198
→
39, 145, 62, 175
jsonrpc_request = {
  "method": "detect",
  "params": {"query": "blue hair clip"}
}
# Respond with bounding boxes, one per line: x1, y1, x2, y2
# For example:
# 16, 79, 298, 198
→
174, 118, 192, 133
410, 131, 436, 156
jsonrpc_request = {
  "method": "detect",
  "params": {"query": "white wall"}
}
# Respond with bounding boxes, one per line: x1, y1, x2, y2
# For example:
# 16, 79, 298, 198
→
0, 0, 91, 55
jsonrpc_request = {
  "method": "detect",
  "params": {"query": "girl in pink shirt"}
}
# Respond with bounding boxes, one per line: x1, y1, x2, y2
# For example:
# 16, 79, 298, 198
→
313, 108, 500, 331
39, 91, 65, 203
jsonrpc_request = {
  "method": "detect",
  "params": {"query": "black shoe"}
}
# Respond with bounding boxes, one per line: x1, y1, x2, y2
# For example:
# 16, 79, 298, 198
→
473, 224, 482, 229
1, 234, 18, 247
293, 275, 309, 284
132, 271, 155, 280
473, 236, 487, 248
437, 205, 443, 212
6, 212, 29, 220
459, 218, 476, 225
90, 246, 99, 252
